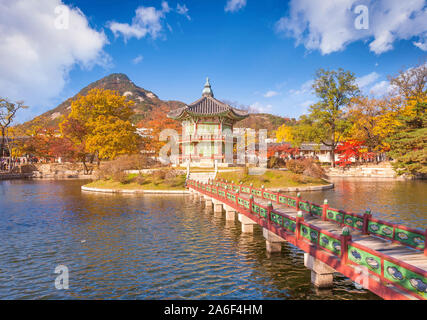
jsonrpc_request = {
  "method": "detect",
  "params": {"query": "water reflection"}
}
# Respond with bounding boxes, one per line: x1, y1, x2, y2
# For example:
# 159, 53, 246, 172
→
1, 178, 425, 299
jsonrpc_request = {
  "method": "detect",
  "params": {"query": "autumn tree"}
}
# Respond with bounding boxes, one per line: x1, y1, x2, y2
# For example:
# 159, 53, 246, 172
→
386, 63, 426, 176
0, 98, 27, 159
138, 105, 180, 155
346, 96, 401, 155
60, 88, 141, 172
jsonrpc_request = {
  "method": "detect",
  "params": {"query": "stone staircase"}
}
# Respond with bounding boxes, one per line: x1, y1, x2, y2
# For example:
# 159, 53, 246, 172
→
187, 171, 216, 183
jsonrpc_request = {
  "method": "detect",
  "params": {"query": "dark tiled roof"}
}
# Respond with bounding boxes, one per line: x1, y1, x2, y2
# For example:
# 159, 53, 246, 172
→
300, 143, 333, 151
168, 96, 248, 120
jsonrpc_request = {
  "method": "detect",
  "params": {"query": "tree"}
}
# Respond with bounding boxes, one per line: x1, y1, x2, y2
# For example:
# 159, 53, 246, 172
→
293, 69, 360, 166
138, 105, 180, 155
59, 88, 141, 172
386, 63, 426, 177
0, 98, 27, 158
346, 96, 400, 155
275, 124, 294, 143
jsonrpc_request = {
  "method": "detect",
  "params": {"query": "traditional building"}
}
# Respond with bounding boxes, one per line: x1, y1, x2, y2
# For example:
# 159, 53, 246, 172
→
167, 78, 249, 167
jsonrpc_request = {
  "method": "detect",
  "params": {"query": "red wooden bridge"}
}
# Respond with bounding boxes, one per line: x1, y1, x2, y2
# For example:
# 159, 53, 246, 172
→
187, 178, 427, 300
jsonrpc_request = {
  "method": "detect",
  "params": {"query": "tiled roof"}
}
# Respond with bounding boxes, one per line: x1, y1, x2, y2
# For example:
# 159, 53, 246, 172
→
168, 96, 248, 120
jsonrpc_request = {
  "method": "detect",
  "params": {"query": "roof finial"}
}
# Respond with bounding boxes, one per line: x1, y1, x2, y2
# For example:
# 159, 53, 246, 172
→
202, 77, 214, 97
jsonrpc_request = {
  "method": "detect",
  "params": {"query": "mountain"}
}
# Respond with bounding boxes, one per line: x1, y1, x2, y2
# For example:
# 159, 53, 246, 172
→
15, 73, 289, 136
14, 73, 185, 134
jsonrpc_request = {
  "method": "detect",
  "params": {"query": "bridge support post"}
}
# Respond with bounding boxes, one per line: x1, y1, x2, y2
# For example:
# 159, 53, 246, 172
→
263, 228, 285, 253
212, 200, 223, 217
239, 213, 257, 233
304, 253, 335, 288
225, 206, 236, 221
205, 196, 212, 208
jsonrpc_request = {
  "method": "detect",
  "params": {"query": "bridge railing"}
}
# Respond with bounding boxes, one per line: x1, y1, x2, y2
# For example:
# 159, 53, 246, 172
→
188, 178, 427, 300
206, 179, 426, 255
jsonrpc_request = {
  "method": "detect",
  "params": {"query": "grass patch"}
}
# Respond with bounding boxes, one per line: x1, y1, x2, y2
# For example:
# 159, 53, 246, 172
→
216, 168, 329, 189
85, 171, 187, 191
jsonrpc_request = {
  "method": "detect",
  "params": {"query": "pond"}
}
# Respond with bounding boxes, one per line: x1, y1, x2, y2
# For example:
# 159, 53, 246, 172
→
0, 178, 425, 299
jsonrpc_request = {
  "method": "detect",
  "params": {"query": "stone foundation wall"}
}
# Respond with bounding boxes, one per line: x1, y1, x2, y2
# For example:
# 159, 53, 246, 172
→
326, 162, 403, 179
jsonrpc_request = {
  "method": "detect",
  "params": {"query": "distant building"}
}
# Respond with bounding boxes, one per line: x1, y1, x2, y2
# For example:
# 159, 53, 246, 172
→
299, 143, 338, 163
167, 78, 249, 167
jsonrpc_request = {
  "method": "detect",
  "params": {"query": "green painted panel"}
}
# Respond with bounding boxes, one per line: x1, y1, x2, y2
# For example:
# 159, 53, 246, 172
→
279, 195, 287, 204
368, 221, 394, 239
241, 187, 250, 194
310, 205, 322, 216
288, 198, 297, 208
283, 217, 296, 233
326, 209, 343, 223
319, 233, 341, 255
238, 197, 244, 205
259, 207, 267, 219
243, 200, 250, 209
394, 228, 425, 249
299, 201, 310, 212
384, 260, 427, 299
252, 204, 260, 214
218, 190, 225, 197
343, 214, 364, 230
300, 225, 319, 243
348, 245, 381, 275
271, 212, 282, 225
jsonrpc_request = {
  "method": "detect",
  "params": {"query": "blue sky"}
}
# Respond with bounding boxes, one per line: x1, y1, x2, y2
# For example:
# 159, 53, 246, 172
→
1, 0, 426, 123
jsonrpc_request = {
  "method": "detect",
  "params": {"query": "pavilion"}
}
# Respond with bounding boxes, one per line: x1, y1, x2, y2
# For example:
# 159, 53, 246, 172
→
167, 78, 249, 167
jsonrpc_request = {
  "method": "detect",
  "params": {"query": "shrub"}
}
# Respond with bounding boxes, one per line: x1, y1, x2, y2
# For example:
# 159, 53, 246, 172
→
135, 174, 146, 185
286, 159, 326, 179
112, 171, 132, 184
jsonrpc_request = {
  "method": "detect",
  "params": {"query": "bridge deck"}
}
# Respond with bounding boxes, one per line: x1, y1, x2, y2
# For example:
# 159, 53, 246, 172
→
237, 193, 427, 273
188, 179, 427, 300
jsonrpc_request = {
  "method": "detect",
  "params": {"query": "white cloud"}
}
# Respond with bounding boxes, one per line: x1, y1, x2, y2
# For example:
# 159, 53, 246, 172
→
289, 80, 313, 95
299, 100, 315, 109
276, 0, 427, 55
369, 80, 393, 96
225, 0, 247, 13
249, 102, 273, 113
0, 0, 108, 109
108, 2, 170, 41
177, 4, 191, 21
133, 55, 143, 64
356, 72, 380, 89
263, 90, 279, 98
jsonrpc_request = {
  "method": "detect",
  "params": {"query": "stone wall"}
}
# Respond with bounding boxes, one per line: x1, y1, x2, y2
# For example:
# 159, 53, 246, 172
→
32, 163, 95, 179
326, 162, 403, 179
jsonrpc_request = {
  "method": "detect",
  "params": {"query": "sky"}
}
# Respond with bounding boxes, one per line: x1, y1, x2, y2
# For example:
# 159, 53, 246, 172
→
1, 0, 426, 123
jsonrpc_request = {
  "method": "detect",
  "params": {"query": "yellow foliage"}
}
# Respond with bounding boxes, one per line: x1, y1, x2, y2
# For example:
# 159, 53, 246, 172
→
275, 124, 294, 143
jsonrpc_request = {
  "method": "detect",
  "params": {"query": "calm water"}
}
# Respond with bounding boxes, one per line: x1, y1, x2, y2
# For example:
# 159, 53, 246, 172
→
0, 178, 425, 300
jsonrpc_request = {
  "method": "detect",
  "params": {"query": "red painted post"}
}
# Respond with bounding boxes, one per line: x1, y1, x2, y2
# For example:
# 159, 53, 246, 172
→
322, 199, 329, 221
249, 183, 253, 196
295, 211, 304, 241
267, 201, 273, 228
276, 192, 280, 205
424, 229, 427, 256
261, 185, 265, 199
296, 192, 301, 211
363, 209, 371, 234
340, 227, 352, 264
249, 195, 254, 214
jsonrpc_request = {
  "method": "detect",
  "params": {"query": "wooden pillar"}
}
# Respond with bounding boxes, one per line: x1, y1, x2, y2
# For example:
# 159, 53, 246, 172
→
295, 211, 304, 240
340, 227, 352, 264
322, 199, 329, 221
362, 209, 371, 234
296, 192, 301, 211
